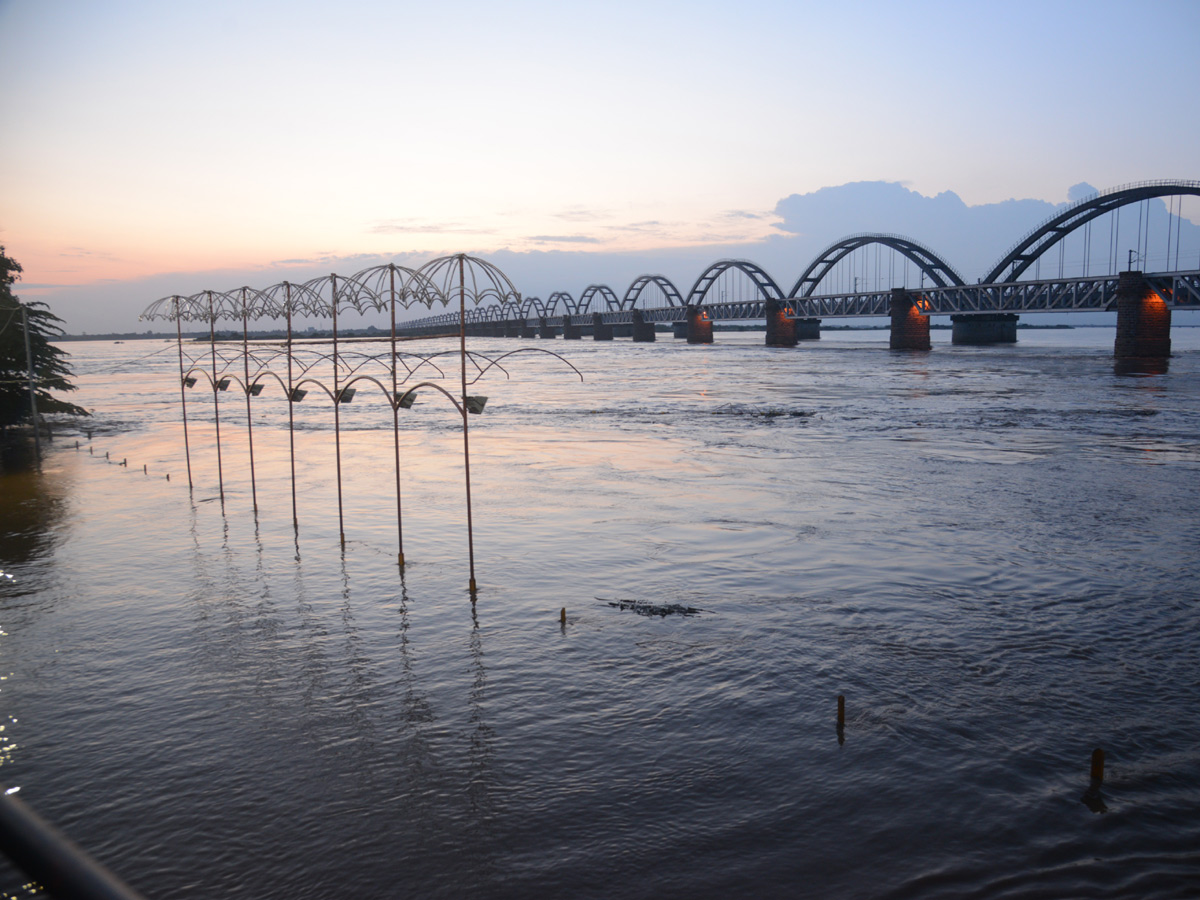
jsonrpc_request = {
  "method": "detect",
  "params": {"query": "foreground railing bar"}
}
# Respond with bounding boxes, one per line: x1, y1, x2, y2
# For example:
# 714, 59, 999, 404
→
0, 788, 147, 900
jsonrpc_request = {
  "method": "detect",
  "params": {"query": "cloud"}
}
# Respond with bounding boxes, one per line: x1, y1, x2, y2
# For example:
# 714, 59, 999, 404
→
603, 220, 666, 233
553, 207, 611, 222
59, 247, 119, 261
369, 220, 498, 236
527, 235, 603, 244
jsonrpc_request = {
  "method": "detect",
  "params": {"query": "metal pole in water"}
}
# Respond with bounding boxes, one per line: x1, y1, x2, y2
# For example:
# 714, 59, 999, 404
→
241, 289, 258, 513
332, 275, 345, 547
20, 306, 41, 462
286, 285, 298, 530
175, 299, 193, 490
208, 291, 225, 506
459, 254, 477, 595
390, 265, 405, 568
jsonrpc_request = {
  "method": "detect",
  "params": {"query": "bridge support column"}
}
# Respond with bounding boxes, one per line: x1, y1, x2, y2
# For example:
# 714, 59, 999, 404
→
562, 319, 582, 340
520, 321, 537, 338
631, 309, 656, 342
672, 321, 688, 339
796, 318, 821, 340
890, 289, 930, 350
503, 320, 520, 338
1114, 270, 1170, 374
591, 312, 614, 341
687, 307, 713, 344
538, 317, 557, 338
951, 313, 1018, 345
764, 299, 797, 347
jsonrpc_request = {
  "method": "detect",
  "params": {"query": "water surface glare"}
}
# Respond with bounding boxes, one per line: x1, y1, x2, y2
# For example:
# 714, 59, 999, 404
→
2, 330, 1199, 898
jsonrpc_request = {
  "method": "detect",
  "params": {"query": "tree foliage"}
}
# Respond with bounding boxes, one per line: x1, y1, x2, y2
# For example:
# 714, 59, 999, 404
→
1, 246, 88, 430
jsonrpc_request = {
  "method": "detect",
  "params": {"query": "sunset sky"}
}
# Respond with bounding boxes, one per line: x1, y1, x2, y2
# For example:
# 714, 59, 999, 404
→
2, 0, 1198, 329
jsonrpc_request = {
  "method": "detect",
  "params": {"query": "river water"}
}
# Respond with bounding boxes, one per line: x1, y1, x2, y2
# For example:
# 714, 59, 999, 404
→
1, 327, 1199, 899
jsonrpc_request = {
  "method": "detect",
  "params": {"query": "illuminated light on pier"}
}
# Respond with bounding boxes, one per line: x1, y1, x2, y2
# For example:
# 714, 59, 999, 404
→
889, 289, 931, 351
1114, 271, 1172, 374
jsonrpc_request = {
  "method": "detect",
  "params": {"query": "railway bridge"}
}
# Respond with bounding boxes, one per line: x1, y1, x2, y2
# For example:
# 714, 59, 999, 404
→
395, 181, 1200, 370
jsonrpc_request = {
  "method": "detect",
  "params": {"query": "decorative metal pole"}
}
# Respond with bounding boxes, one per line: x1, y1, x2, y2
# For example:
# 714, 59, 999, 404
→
174, 297, 193, 489
331, 274, 345, 547
21, 306, 41, 462
286, 283, 298, 530
208, 291, 225, 506
390, 265, 405, 567
459, 254, 477, 595
241, 288, 258, 513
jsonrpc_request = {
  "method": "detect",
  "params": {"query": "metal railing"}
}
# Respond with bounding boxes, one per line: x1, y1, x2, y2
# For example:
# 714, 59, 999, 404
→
0, 787, 146, 900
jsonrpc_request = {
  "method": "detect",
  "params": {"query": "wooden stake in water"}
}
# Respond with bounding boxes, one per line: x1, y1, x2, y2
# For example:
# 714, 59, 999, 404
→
1090, 747, 1105, 783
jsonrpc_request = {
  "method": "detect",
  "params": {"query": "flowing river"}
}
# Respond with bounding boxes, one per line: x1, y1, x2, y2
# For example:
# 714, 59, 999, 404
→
1, 327, 1198, 898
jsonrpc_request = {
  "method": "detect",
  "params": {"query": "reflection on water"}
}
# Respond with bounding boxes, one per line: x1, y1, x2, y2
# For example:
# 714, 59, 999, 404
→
0, 448, 72, 574
1, 332, 1199, 898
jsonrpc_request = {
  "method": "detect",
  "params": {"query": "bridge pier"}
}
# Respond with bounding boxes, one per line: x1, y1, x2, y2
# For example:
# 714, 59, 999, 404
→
1114, 270, 1171, 374
672, 321, 687, 339
562, 319, 582, 340
796, 318, 821, 340
520, 321, 537, 339
503, 320, 521, 338
687, 307, 713, 344
951, 313, 1018, 345
592, 312, 614, 341
764, 299, 797, 347
538, 317, 557, 338
631, 309, 656, 342
890, 289, 930, 350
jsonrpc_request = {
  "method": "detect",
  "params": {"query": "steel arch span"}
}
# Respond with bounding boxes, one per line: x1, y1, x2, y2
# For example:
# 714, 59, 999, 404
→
686, 260, 784, 307
548, 291, 580, 315
789, 233, 966, 298
623, 275, 684, 309
519, 296, 550, 317
579, 284, 621, 313
984, 180, 1200, 284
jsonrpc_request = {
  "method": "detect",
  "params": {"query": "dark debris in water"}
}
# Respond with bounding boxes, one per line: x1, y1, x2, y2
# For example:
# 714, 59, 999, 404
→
600, 597, 703, 617
711, 404, 814, 420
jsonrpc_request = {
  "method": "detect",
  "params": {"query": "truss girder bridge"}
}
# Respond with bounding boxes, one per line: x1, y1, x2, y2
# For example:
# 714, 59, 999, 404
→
385, 180, 1200, 335
770, 271, 1200, 320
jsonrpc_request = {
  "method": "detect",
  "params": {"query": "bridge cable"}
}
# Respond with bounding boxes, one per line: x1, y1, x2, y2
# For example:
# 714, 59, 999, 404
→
1109, 208, 1117, 276
1175, 195, 1183, 271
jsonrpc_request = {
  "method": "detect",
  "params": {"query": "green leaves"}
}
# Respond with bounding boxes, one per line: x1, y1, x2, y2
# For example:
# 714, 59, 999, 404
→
0, 247, 88, 428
